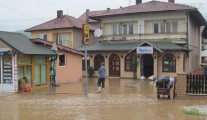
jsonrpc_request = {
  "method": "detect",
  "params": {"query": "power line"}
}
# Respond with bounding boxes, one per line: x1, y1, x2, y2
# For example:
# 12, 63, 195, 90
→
0, 3, 36, 19
0, 18, 53, 22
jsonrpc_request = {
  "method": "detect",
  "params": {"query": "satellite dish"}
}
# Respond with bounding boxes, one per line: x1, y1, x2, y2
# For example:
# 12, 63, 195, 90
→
94, 28, 102, 37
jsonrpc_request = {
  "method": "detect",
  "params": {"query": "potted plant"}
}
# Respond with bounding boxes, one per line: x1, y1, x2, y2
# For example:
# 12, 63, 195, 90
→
88, 66, 95, 77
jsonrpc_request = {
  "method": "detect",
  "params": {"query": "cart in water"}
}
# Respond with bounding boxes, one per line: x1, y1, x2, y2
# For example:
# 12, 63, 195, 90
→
156, 76, 174, 99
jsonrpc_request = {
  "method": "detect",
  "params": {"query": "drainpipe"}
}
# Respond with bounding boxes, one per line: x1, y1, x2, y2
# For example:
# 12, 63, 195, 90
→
186, 12, 189, 71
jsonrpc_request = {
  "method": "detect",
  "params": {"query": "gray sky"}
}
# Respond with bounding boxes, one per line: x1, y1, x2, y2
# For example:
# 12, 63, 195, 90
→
0, 0, 206, 32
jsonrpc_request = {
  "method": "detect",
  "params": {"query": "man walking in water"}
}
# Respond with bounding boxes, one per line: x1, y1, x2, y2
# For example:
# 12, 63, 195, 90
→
97, 62, 106, 93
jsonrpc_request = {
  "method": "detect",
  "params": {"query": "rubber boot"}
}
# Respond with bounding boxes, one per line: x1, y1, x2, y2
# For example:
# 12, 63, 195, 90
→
97, 87, 101, 93
102, 88, 104, 93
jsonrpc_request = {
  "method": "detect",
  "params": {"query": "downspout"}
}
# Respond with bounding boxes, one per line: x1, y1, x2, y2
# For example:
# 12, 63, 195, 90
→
186, 12, 189, 72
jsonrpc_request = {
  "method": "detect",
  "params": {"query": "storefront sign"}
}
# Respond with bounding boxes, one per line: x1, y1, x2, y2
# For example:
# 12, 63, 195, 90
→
0, 52, 8, 56
137, 46, 153, 54
2, 56, 12, 84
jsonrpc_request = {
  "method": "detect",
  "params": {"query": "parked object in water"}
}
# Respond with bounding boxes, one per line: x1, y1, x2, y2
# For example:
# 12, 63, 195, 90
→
156, 76, 174, 99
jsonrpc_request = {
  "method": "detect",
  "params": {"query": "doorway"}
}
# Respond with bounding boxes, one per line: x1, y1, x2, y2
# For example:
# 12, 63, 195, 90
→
109, 54, 120, 77
141, 54, 154, 78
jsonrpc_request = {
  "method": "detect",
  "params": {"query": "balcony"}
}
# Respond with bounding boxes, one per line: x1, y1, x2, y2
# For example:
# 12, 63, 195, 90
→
100, 32, 187, 43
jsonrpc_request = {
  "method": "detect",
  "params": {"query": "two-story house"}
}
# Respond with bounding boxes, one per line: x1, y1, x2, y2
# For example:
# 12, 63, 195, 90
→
25, 10, 97, 83
78, 0, 206, 79
25, 10, 98, 49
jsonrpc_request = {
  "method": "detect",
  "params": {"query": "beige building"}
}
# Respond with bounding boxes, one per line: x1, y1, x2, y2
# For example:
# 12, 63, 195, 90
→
78, 0, 206, 79
25, 10, 98, 49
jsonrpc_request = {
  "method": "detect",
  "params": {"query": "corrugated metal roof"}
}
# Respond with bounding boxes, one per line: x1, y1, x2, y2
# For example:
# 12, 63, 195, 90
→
77, 41, 189, 52
25, 15, 96, 32
0, 31, 56, 55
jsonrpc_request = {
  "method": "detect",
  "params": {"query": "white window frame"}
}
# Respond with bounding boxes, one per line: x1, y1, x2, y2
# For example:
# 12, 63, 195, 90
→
59, 54, 66, 67
38, 34, 47, 40
153, 21, 178, 34
112, 23, 134, 35
153, 23, 159, 33
58, 33, 69, 45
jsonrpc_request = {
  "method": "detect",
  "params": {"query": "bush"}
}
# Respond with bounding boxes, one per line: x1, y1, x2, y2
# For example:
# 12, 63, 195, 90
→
88, 66, 95, 77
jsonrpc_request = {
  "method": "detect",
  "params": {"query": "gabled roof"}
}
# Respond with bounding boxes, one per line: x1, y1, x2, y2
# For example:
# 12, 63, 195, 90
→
0, 31, 55, 55
90, 1, 206, 26
77, 41, 189, 52
91, 1, 195, 17
79, 10, 110, 23
31, 38, 84, 56
25, 15, 96, 32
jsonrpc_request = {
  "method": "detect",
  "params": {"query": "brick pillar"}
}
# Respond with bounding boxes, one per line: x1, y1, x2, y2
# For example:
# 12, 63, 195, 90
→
175, 73, 187, 98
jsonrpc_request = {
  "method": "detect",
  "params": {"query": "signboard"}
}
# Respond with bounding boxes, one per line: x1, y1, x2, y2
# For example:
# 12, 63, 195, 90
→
2, 56, 12, 84
82, 24, 90, 45
137, 46, 153, 54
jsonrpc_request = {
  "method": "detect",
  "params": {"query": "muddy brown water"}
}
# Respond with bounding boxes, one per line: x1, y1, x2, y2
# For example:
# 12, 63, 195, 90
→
0, 78, 206, 120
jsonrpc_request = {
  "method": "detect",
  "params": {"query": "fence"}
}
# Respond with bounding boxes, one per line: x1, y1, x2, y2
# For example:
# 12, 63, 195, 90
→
186, 74, 207, 94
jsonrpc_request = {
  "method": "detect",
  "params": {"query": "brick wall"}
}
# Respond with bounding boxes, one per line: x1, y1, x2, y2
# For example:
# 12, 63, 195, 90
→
175, 73, 207, 99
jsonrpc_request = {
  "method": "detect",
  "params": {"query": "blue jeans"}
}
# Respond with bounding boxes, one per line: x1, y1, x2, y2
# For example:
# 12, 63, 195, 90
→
97, 78, 105, 88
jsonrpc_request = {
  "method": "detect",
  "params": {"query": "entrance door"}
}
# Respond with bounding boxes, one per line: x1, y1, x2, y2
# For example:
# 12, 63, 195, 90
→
109, 54, 120, 77
141, 54, 154, 78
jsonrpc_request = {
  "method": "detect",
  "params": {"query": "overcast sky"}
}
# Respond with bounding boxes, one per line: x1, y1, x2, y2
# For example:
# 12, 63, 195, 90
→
0, 0, 206, 32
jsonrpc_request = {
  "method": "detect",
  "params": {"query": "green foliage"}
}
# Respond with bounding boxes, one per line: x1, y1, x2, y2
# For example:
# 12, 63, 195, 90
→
87, 66, 95, 77
182, 108, 205, 116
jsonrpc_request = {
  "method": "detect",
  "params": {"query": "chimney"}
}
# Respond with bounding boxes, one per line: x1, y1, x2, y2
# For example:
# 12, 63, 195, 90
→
57, 10, 63, 18
86, 9, 89, 22
136, 0, 142, 4
168, 0, 174, 3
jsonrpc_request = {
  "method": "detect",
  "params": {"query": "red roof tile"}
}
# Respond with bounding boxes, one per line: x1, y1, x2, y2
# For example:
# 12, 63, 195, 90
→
91, 1, 196, 17
79, 10, 110, 22
31, 38, 84, 56
25, 15, 96, 32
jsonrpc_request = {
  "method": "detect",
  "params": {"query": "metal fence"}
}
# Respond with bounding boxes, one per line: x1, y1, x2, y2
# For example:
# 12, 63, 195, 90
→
186, 74, 207, 94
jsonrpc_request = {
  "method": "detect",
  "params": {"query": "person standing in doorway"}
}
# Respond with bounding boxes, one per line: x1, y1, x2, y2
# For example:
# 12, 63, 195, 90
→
97, 62, 106, 93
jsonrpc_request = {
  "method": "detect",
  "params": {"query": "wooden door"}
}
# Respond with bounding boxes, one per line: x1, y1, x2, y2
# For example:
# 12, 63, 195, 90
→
109, 54, 120, 77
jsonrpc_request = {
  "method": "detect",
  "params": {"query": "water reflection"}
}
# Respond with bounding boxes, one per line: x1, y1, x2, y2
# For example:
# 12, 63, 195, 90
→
0, 78, 206, 120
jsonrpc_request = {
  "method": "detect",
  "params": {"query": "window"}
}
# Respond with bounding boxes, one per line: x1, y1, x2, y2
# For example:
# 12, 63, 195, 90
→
153, 23, 159, 33
94, 54, 104, 71
129, 24, 133, 34
123, 25, 127, 34
160, 22, 165, 33
112, 23, 134, 35
82, 57, 90, 71
125, 54, 136, 71
162, 53, 176, 72
59, 54, 66, 66
58, 33, 69, 46
172, 22, 178, 33
113, 25, 118, 35
153, 21, 178, 34
38, 34, 47, 40
118, 25, 122, 34
166, 22, 171, 33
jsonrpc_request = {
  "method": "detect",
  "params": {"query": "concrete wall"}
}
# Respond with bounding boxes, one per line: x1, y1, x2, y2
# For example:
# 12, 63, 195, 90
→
187, 13, 201, 72
56, 51, 83, 83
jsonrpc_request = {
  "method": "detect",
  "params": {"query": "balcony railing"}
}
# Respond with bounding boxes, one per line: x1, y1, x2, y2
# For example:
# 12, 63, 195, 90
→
100, 32, 187, 43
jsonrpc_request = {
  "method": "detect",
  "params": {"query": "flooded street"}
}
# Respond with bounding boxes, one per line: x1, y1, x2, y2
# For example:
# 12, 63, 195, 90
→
0, 78, 207, 120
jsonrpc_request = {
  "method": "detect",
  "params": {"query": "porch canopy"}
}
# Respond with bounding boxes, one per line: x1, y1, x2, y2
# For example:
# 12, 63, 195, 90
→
78, 41, 190, 53
0, 31, 56, 55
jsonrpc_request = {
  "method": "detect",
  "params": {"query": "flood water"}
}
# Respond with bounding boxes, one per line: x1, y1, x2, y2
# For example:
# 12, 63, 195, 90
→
0, 78, 207, 120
